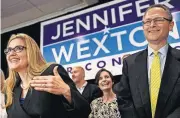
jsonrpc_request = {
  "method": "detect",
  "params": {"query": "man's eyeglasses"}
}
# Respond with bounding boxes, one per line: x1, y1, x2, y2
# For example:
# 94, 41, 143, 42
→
143, 17, 172, 26
4, 45, 26, 55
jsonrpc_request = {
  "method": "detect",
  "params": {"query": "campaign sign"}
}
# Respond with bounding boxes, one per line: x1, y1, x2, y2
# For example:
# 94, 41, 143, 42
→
41, 0, 180, 80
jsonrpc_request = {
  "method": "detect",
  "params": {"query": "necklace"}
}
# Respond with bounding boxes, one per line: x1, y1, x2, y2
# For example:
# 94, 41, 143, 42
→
20, 83, 30, 90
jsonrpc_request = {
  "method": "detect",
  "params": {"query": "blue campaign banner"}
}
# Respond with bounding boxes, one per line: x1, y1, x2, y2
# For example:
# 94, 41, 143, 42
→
41, 0, 180, 79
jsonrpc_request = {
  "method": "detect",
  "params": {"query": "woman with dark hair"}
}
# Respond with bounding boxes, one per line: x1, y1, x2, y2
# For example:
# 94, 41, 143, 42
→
89, 68, 121, 118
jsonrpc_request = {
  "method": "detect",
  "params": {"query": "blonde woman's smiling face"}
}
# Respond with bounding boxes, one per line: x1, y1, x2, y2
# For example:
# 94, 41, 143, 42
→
6, 38, 28, 72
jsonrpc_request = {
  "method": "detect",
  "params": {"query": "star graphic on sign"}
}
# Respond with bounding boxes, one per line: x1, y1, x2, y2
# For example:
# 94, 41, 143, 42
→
103, 26, 110, 34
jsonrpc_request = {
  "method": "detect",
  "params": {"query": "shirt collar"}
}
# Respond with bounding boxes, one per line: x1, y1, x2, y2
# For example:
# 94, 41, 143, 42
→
77, 81, 88, 89
148, 44, 168, 57
82, 81, 88, 88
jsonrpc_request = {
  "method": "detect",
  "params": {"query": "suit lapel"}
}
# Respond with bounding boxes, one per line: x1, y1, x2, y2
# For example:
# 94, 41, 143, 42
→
13, 80, 31, 115
155, 47, 180, 118
82, 84, 88, 96
15, 75, 32, 111
22, 89, 32, 109
134, 49, 152, 117
14, 85, 23, 108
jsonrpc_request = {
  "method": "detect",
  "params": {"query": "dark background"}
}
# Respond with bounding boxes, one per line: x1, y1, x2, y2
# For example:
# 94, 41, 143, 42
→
1, 0, 121, 83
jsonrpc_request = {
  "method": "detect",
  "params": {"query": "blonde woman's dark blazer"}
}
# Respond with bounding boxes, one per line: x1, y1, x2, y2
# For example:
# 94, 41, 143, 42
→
6, 64, 91, 118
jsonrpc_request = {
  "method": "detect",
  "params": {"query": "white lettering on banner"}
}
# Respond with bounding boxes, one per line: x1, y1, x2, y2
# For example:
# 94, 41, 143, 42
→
93, 35, 110, 56
63, 20, 74, 37
77, 39, 91, 59
51, 21, 179, 64
111, 8, 116, 24
135, 0, 150, 17
52, 44, 74, 63
76, 16, 90, 33
64, 43, 180, 77
51, 24, 60, 40
119, 3, 133, 21
155, 0, 174, 8
93, 10, 108, 29
111, 31, 127, 51
129, 26, 147, 47
50, 0, 174, 40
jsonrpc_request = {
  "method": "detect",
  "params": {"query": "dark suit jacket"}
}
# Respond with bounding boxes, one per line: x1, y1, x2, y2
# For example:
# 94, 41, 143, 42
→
7, 64, 91, 118
114, 46, 180, 118
82, 83, 102, 104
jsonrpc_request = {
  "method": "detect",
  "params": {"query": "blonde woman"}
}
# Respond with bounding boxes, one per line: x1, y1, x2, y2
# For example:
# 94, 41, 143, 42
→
4, 33, 90, 118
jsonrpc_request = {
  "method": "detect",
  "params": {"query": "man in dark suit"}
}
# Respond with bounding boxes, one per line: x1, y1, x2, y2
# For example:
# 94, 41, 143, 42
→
114, 4, 180, 118
72, 66, 102, 103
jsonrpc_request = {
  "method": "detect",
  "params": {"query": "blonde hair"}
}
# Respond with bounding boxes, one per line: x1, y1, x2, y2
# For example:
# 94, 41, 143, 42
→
5, 33, 50, 108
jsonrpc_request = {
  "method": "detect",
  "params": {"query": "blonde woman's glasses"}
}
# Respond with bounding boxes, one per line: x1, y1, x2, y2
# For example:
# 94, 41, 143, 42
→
4, 45, 26, 55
